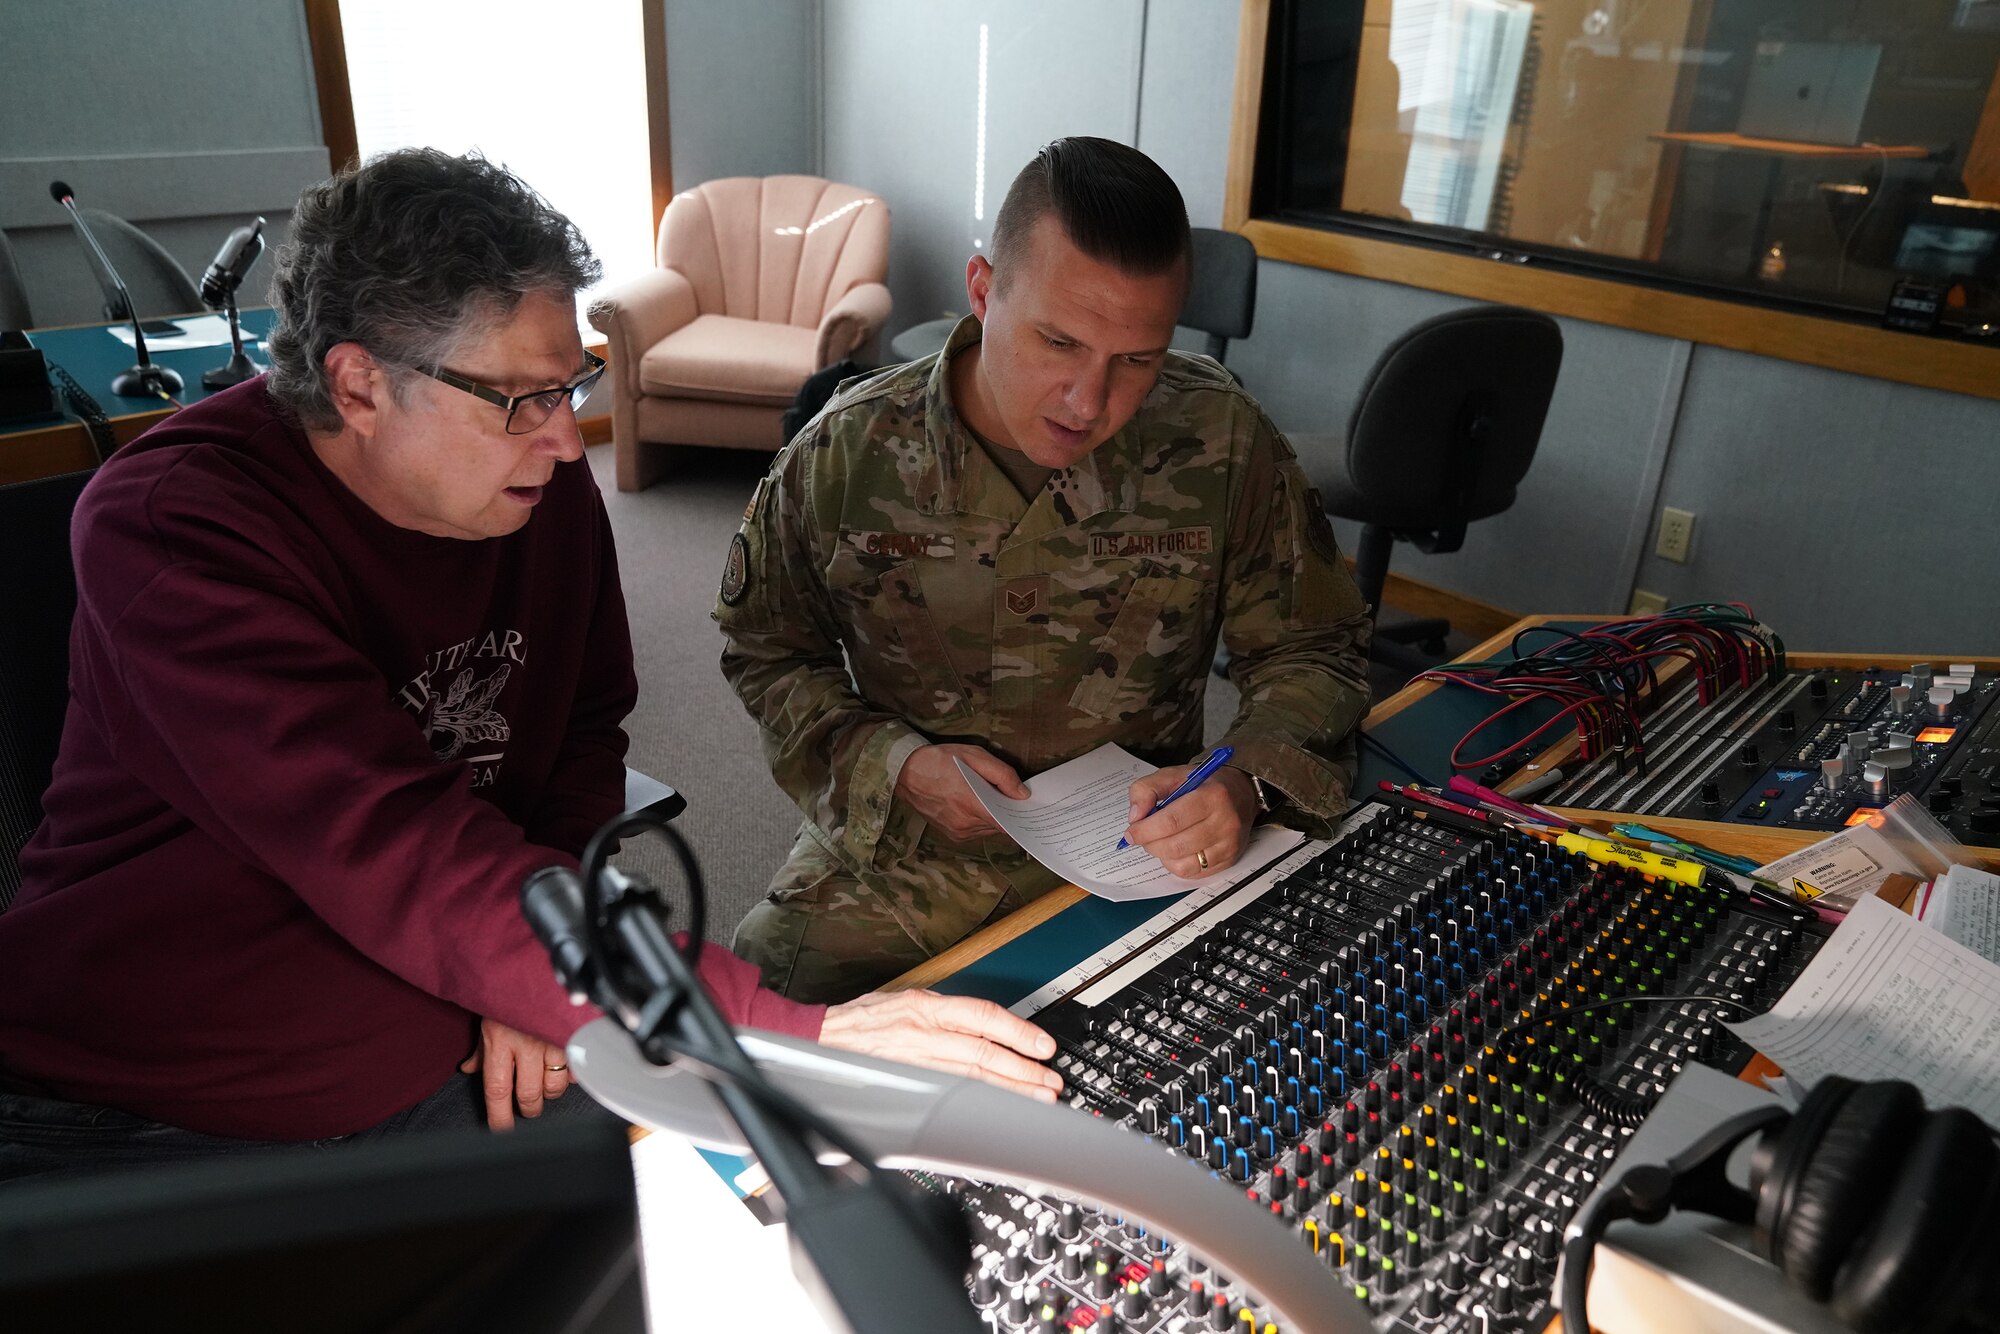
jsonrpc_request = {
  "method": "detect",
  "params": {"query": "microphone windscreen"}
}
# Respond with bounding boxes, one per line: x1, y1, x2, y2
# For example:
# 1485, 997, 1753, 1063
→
49, 181, 73, 204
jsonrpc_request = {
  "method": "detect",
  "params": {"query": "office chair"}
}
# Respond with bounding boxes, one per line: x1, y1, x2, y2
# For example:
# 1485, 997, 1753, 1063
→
77, 209, 202, 319
0, 469, 93, 910
0, 230, 34, 330
1181, 227, 1257, 365
1301, 305, 1562, 660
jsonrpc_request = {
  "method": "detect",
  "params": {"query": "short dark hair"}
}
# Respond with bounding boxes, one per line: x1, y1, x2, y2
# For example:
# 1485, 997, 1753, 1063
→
266, 149, 600, 432
989, 137, 1190, 288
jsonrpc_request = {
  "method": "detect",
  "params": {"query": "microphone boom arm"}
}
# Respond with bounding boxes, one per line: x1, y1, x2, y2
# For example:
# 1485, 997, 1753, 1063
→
47, 181, 182, 399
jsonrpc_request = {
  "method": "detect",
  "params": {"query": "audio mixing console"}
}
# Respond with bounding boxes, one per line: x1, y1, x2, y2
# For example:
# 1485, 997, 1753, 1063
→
1530, 661, 2000, 844
922, 801, 1820, 1332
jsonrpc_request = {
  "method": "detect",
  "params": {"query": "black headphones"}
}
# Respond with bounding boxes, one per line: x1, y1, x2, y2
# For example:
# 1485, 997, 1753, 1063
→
1563, 1076, 2000, 1333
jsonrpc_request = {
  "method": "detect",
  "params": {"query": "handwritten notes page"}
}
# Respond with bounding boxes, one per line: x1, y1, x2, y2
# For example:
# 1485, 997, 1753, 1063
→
954, 743, 1303, 902
1726, 895, 2000, 1123
1923, 864, 2000, 965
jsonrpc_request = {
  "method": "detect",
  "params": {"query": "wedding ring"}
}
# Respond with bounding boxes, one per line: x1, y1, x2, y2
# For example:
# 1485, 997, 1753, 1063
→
546, 1063, 569, 1073
1196, 850, 1209, 870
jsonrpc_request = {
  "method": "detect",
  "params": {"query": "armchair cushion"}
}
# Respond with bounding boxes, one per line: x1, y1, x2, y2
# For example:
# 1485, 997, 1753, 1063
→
639, 314, 820, 406
815, 280, 893, 369
588, 267, 698, 358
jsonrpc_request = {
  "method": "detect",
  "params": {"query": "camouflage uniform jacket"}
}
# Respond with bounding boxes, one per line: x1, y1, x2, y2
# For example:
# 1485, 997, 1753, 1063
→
717, 316, 1371, 902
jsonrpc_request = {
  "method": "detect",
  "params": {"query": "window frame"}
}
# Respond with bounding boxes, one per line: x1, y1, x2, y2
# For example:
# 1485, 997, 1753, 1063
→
1223, 0, 2000, 403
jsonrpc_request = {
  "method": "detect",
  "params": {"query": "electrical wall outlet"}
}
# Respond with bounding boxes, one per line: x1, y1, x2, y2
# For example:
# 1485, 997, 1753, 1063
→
1655, 507, 1696, 564
1628, 589, 1669, 616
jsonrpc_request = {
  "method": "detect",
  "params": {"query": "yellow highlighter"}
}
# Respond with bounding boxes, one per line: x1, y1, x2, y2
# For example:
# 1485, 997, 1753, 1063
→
1549, 831, 1707, 886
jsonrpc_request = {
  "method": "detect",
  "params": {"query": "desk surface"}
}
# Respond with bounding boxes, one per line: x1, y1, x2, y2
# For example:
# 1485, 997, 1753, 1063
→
1, 310, 276, 486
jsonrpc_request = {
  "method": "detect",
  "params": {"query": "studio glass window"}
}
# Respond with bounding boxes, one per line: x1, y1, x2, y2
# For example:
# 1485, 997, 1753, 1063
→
1251, 0, 2000, 332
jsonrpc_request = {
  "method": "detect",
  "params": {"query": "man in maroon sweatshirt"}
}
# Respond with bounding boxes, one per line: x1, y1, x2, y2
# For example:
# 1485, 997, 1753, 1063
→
0, 150, 1056, 1183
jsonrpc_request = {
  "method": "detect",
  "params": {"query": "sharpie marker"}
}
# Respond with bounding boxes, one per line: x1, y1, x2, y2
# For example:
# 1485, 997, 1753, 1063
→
1520, 827, 1706, 887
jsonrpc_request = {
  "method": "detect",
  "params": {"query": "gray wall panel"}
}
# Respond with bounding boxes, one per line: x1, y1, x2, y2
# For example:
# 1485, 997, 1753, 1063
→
1637, 347, 2000, 653
822, 0, 1145, 343
665, 0, 819, 190
2, 2, 325, 329
0, 0, 321, 156
1135, 0, 1240, 228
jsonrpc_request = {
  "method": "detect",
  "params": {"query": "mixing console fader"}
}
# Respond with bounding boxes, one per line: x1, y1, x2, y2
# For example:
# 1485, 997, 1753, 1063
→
1532, 662, 2000, 843
921, 802, 1820, 1332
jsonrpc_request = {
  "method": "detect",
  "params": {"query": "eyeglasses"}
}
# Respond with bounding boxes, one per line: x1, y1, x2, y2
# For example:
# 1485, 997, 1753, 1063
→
420, 349, 607, 435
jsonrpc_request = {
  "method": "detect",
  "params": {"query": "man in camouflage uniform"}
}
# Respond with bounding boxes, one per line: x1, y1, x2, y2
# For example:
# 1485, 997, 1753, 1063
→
718, 138, 1371, 1002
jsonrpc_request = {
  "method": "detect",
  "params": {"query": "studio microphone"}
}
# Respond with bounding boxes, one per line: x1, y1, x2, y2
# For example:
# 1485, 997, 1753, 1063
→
199, 216, 265, 308
198, 215, 265, 390
48, 180, 183, 399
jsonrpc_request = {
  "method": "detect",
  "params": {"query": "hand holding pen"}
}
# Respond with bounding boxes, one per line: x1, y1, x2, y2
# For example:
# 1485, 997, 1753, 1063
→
1118, 747, 1258, 878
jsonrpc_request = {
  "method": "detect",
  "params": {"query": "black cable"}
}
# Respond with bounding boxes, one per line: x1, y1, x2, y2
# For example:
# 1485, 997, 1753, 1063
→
49, 360, 115, 463
1359, 729, 1435, 789
1492, 991, 1759, 1128
1489, 990, 1757, 1048
572, 813, 958, 1260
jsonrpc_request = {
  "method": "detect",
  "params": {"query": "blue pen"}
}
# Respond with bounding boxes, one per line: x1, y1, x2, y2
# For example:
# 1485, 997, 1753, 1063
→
1115, 746, 1235, 851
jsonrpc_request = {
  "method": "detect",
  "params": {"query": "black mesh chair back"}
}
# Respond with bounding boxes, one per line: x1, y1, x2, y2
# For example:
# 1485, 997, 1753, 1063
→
1308, 305, 1561, 658
76, 210, 202, 320
0, 470, 92, 910
0, 230, 33, 330
1180, 227, 1257, 364
1340, 306, 1560, 538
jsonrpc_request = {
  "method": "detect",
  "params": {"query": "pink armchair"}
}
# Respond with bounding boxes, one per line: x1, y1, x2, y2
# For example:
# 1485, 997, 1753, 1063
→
588, 176, 892, 491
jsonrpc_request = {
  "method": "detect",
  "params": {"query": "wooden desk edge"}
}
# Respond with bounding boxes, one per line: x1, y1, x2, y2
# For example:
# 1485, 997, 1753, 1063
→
888, 885, 1088, 992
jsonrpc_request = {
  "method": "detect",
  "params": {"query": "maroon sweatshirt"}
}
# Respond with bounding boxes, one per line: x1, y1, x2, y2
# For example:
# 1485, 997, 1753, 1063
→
0, 379, 820, 1139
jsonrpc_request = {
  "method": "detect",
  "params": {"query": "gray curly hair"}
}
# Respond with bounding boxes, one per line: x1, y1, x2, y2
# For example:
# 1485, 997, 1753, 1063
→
264, 148, 600, 432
